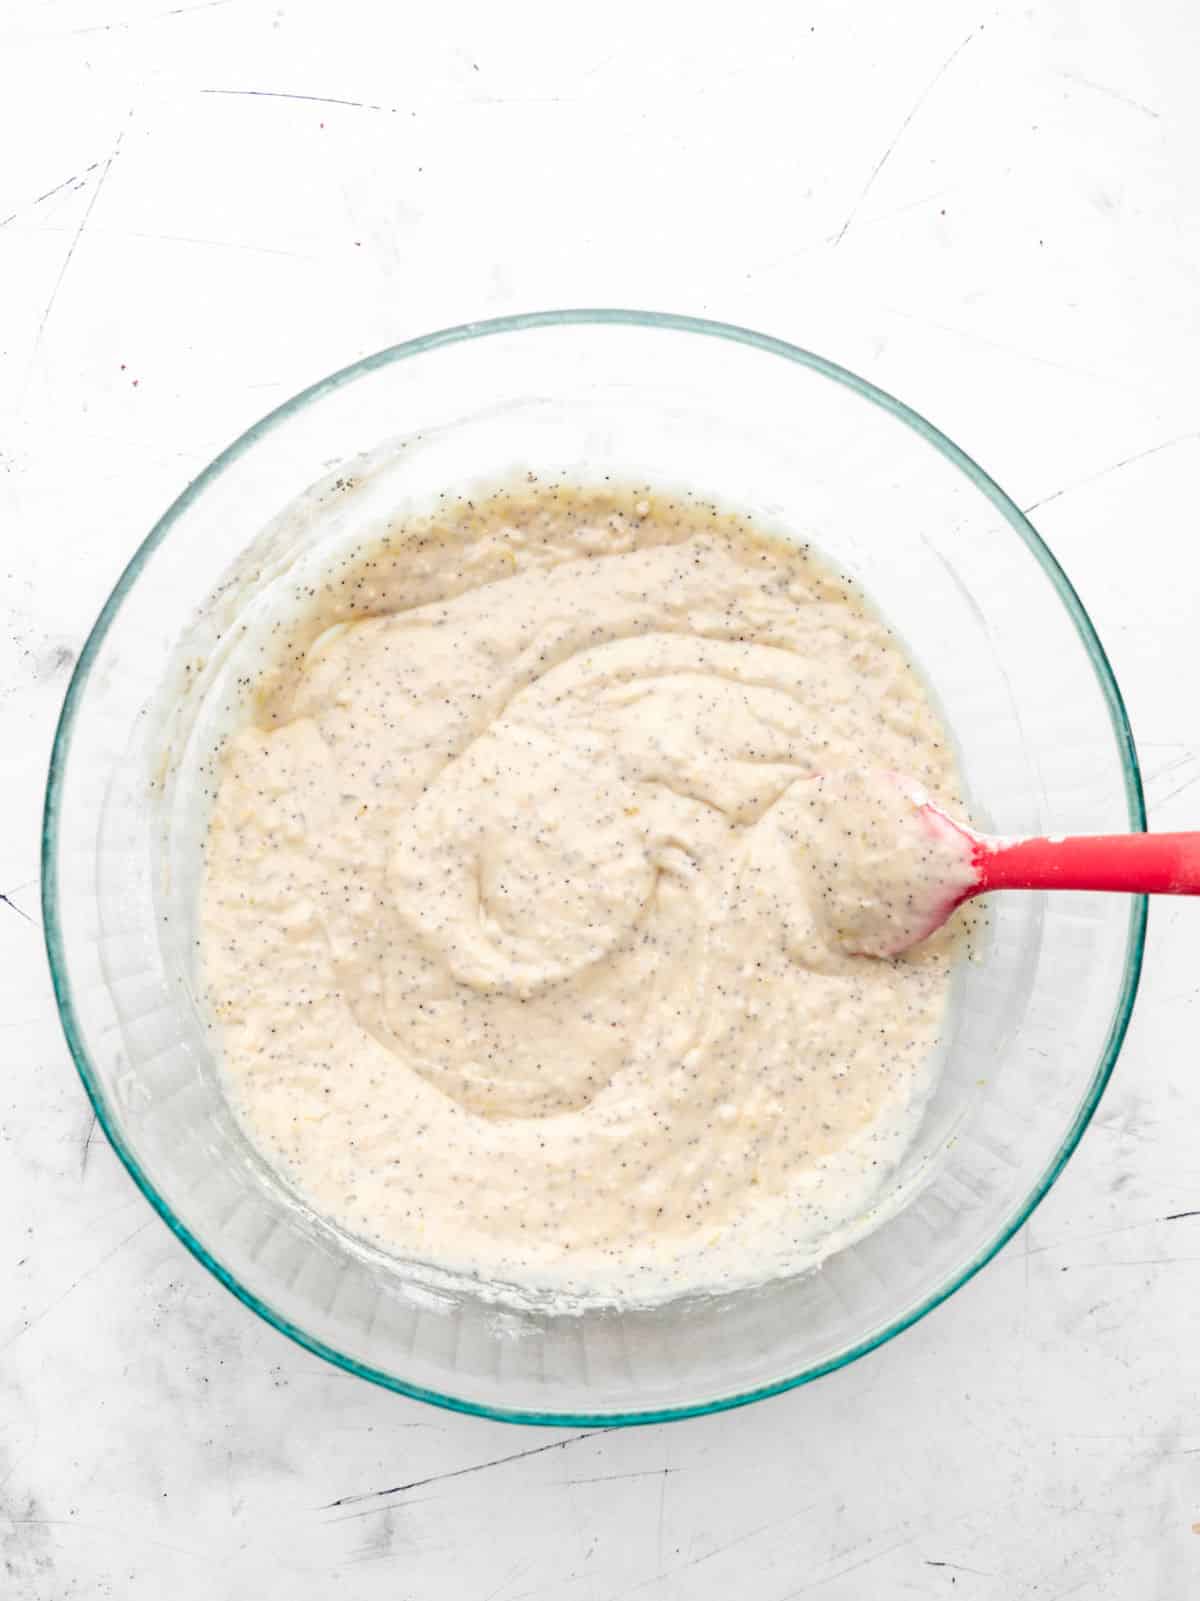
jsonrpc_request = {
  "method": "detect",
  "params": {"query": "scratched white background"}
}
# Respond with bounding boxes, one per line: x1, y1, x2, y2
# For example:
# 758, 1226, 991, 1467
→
3, 1, 1200, 1596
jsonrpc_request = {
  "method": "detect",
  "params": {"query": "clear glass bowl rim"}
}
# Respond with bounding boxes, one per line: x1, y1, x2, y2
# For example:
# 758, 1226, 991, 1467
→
41, 308, 1147, 1427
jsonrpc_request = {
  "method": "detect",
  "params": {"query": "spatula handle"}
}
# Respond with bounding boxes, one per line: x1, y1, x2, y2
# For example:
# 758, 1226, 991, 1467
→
976, 832, 1200, 896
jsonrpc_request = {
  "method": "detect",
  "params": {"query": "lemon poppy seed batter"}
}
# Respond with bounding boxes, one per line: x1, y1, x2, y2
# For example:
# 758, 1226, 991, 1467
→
200, 483, 973, 1303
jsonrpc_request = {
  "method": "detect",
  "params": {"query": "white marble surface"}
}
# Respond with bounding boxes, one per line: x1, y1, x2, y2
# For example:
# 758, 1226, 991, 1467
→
3, 1, 1200, 1595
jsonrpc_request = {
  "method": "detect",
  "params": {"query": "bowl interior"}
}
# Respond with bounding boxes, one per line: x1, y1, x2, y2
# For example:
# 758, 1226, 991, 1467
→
44, 312, 1143, 1422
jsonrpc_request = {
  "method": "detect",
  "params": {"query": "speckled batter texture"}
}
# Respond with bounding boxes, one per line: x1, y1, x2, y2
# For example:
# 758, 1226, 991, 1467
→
200, 482, 974, 1303
795, 769, 979, 959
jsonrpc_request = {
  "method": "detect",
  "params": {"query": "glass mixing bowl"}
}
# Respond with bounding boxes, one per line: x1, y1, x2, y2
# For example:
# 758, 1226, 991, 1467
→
43, 311, 1144, 1424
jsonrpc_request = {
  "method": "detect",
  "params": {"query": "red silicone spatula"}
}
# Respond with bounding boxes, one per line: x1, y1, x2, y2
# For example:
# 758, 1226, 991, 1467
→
886, 802, 1200, 957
